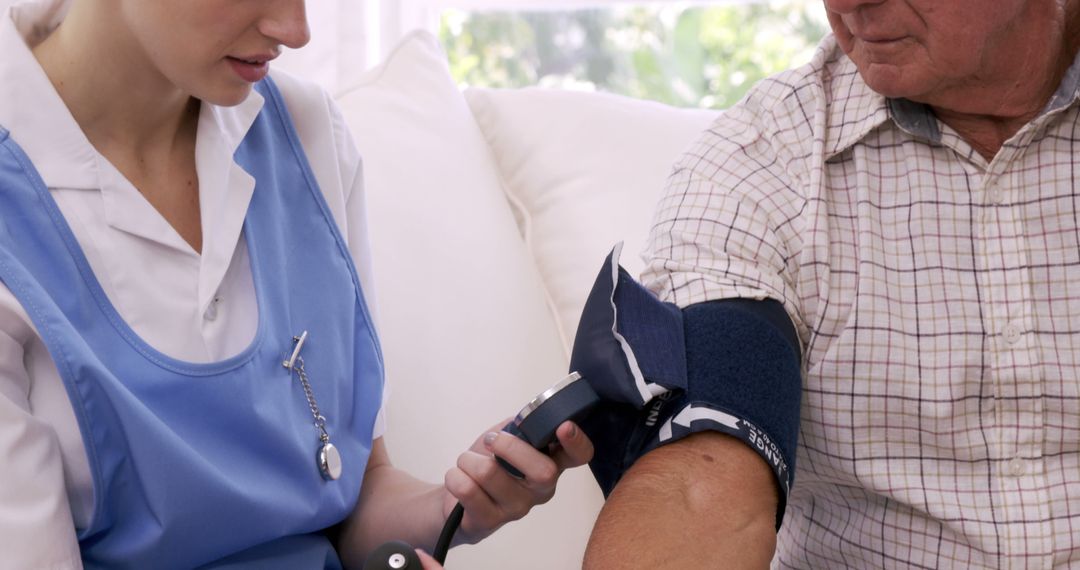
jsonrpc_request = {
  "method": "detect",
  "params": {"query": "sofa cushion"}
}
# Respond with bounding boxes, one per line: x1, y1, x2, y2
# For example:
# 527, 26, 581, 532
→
335, 31, 568, 472
334, 31, 600, 569
464, 87, 718, 349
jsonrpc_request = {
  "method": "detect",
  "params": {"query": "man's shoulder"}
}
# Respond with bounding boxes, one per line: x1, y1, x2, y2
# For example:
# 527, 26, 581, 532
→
685, 36, 884, 178
727, 36, 870, 140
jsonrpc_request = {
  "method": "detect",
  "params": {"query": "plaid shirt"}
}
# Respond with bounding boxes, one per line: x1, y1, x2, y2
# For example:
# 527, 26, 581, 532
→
642, 34, 1080, 569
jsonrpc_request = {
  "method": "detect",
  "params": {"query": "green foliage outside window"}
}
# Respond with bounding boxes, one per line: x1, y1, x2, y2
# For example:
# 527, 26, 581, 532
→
439, 1, 830, 109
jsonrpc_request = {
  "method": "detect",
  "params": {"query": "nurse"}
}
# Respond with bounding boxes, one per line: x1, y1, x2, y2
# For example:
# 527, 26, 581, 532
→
0, 0, 593, 569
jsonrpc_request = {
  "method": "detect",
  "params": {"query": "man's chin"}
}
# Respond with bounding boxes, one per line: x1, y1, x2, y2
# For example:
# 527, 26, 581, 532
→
857, 63, 933, 101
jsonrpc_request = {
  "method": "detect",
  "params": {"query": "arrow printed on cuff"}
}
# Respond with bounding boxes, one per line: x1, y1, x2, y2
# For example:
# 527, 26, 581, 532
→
656, 403, 790, 496
658, 404, 741, 441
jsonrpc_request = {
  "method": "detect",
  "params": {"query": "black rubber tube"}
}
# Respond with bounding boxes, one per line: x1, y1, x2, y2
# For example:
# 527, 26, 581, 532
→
432, 502, 464, 564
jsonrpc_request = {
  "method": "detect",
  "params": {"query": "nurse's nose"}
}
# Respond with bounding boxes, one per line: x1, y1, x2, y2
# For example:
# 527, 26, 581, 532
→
259, 0, 311, 50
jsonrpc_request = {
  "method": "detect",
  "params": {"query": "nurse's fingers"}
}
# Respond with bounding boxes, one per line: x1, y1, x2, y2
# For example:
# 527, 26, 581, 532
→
416, 549, 444, 570
467, 418, 514, 454
548, 421, 594, 471
482, 431, 560, 489
453, 449, 544, 520
444, 461, 505, 534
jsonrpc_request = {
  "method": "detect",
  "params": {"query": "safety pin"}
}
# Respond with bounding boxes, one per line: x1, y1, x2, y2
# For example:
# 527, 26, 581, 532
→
283, 330, 309, 370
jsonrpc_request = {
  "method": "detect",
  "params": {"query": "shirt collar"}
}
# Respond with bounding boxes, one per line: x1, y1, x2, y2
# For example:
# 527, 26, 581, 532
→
1041, 45, 1080, 115
887, 97, 941, 142
0, 0, 96, 190
820, 37, 892, 160
824, 35, 1080, 158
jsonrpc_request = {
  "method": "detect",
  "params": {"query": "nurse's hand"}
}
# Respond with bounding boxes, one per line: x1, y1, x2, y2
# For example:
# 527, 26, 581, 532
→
416, 549, 443, 569
443, 419, 594, 545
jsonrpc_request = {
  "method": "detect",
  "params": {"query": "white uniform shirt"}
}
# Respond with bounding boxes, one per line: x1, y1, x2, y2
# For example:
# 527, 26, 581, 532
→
0, 1, 386, 568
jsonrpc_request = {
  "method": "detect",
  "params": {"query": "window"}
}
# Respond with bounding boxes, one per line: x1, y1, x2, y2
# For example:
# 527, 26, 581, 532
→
437, 1, 829, 109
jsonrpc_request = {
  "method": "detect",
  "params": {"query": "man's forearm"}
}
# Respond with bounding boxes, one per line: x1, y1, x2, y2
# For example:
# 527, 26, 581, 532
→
584, 431, 778, 569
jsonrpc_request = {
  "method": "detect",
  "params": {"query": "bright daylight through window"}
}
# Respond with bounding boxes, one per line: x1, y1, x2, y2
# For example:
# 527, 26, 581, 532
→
439, 1, 829, 109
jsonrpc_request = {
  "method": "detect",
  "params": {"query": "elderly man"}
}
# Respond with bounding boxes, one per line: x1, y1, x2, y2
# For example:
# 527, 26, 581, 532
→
584, 0, 1080, 568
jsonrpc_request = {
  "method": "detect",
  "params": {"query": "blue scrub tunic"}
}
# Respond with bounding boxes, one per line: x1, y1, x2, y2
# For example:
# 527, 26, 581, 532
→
0, 78, 384, 569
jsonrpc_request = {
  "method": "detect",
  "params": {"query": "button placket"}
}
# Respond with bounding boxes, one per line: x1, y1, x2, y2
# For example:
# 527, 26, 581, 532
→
987, 180, 1004, 205
204, 296, 222, 321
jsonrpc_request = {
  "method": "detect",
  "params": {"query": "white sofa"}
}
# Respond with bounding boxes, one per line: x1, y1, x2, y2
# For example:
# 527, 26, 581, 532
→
335, 31, 719, 569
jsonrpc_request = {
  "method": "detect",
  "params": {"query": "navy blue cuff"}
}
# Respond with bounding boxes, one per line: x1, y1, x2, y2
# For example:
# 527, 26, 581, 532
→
682, 299, 801, 488
582, 298, 801, 530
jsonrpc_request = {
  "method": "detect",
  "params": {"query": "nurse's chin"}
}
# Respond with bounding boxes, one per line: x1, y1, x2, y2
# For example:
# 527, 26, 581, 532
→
199, 83, 258, 108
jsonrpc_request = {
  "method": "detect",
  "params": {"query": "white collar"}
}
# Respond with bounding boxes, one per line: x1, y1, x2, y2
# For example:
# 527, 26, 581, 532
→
0, 0, 268, 308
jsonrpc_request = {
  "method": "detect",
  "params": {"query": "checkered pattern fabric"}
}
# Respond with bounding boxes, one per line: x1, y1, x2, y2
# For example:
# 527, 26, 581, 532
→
642, 34, 1080, 569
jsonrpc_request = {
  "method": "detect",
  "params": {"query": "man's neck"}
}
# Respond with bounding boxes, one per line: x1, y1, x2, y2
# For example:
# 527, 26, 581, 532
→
930, 10, 1080, 161
933, 99, 1059, 162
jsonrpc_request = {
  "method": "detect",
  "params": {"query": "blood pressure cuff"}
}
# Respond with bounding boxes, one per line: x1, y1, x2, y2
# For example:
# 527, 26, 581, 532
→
573, 246, 802, 529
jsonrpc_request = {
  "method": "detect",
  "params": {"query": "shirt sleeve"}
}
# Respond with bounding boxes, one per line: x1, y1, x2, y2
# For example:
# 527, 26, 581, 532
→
269, 71, 388, 439
631, 88, 811, 527
640, 92, 809, 340
0, 289, 83, 570
273, 71, 388, 439
333, 103, 389, 438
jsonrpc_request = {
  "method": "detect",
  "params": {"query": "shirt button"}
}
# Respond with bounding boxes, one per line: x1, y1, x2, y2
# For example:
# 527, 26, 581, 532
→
1003, 322, 1023, 344
1005, 458, 1027, 477
204, 297, 221, 321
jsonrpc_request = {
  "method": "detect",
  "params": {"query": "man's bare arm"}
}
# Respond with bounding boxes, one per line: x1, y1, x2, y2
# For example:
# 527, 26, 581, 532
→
584, 431, 778, 569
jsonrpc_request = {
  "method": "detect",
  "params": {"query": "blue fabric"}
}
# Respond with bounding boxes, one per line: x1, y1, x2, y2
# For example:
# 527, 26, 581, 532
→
573, 248, 800, 528
571, 246, 685, 406
0, 78, 382, 569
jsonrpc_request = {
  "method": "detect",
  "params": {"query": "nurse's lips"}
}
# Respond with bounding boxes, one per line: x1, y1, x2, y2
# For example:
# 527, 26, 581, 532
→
226, 54, 276, 83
